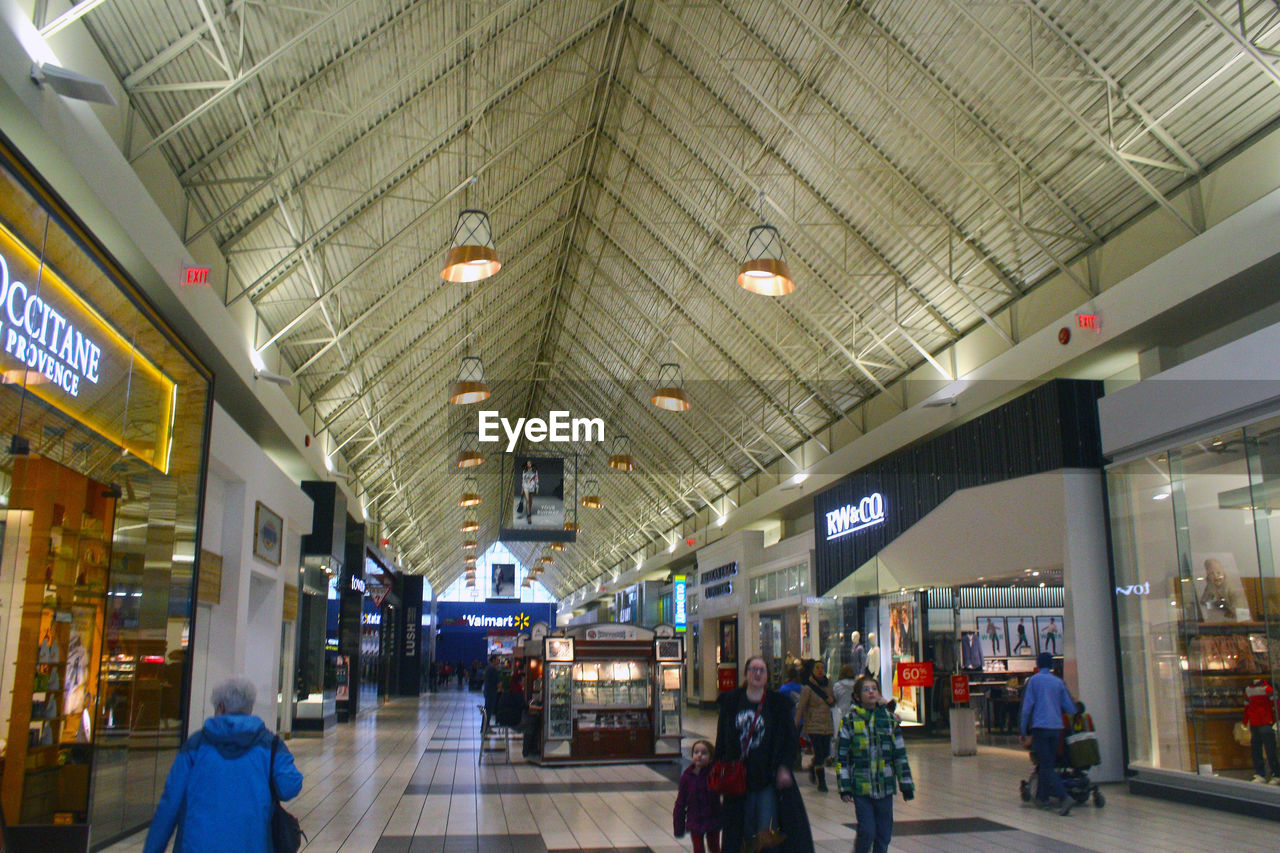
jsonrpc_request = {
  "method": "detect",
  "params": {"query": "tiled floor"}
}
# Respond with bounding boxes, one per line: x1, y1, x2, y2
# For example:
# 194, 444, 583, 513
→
105, 689, 1278, 853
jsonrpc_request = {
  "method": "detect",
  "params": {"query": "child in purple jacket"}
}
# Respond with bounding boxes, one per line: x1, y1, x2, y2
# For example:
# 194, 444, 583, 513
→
674, 739, 722, 853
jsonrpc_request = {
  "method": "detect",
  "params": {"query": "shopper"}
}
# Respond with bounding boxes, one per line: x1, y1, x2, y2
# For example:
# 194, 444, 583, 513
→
832, 664, 859, 717
1243, 677, 1280, 783
795, 660, 836, 792
144, 677, 303, 853
836, 675, 914, 853
778, 666, 803, 706
523, 677, 544, 759
674, 739, 722, 853
1019, 651, 1080, 815
714, 656, 813, 853
483, 654, 503, 726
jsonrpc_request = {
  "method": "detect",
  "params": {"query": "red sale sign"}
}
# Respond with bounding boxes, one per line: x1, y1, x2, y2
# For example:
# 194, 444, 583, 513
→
896, 661, 934, 688
718, 666, 738, 693
951, 674, 970, 704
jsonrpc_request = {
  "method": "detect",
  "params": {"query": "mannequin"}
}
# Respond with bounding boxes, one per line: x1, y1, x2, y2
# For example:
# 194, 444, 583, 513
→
865, 632, 881, 682
849, 631, 867, 678
960, 631, 983, 670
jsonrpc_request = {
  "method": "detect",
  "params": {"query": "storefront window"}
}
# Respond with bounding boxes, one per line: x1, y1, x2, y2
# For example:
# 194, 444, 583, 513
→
1111, 421, 1280, 781
0, 148, 210, 834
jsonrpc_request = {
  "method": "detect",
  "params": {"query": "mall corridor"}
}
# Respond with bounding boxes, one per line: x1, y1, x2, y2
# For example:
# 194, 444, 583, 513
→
104, 690, 1275, 853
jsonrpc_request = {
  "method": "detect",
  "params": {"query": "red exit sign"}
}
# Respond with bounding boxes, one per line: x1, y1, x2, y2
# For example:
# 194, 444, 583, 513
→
1076, 313, 1100, 331
182, 266, 211, 286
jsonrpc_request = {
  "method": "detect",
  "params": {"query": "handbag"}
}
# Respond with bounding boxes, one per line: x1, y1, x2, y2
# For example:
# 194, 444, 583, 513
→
516, 498, 524, 514
270, 737, 305, 853
1233, 722, 1253, 747
708, 698, 763, 797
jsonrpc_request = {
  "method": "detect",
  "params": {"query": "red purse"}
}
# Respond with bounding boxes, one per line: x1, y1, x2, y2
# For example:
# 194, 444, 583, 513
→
708, 699, 763, 797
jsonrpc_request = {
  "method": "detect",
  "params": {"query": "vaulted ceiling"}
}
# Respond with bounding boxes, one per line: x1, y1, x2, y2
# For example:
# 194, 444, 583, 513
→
62, 0, 1280, 596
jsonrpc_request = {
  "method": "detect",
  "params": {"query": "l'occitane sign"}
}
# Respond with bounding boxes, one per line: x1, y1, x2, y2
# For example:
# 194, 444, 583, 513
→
0, 219, 176, 473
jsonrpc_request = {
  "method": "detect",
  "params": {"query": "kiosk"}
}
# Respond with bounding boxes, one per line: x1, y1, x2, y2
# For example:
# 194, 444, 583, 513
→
522, 623, 682, 764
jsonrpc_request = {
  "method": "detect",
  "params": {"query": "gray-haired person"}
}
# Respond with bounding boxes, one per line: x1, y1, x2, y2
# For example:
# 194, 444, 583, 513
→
144, 677, 303, 853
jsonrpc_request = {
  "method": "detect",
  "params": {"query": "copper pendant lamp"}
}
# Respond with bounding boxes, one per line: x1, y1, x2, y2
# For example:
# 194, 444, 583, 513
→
607, 435, 635, 471
441, 209, 500, 282
449, 355, 490, 405
458, 475, 481, 507
737, 223, 795, 296
651, 362, 691, 411
580, 476, 601, 509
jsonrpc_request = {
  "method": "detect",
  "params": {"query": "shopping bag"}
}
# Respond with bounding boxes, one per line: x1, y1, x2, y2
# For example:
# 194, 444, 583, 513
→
1064, 730, 1101, 768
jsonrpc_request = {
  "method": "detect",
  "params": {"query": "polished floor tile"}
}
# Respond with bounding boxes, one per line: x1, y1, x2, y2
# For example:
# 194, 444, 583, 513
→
104, 688, 1279, 853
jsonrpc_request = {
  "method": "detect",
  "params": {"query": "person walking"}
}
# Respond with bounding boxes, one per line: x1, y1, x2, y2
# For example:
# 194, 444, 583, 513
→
795, 660, 836, 792
832, 664, 859, 718
713, 656, 814, 853
144, 677, 303, 853
836, 675, 913, 853
1018, 651, 1079, 815
483, 654, 503, 728
673, 739, 722, 853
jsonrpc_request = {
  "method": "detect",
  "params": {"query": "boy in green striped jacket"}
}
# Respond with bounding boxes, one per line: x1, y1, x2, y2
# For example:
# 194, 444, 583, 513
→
836, 675, 914, 853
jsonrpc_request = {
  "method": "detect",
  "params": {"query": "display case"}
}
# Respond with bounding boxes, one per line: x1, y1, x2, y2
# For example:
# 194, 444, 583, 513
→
526, 624, 680, 764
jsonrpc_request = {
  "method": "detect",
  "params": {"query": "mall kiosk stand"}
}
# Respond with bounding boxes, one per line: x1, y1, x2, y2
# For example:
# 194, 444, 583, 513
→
527, 623, 683, 764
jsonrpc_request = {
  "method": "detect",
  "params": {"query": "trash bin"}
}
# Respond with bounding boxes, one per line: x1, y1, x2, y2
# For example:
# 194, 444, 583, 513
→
950, 707, 977, 756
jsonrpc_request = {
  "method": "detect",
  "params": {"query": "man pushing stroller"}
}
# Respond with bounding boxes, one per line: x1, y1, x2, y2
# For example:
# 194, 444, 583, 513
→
1019, 651, 1080, 815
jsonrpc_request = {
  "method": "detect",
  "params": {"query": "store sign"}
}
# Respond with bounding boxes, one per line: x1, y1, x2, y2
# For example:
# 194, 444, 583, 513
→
704, 581, 733, 599
951, 674, 970, 704
673, 575, 687, 632
459, 611, 531, 629
404, 605, 418, 657
361, 612, 381, 626
1115, 582, 1151, 597
0, 220, 177, 472
349, 575, 367, 594
896, 661, 933, 688
825, 492, 886, 541
585, 625, 650, 640
701, 562, 737, 584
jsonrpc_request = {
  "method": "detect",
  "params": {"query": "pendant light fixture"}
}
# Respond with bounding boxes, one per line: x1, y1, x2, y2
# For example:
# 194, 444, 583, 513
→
651, 362, 691, 411
563, 521, 578, 534
541, 554, 554, 565
737, 223, 795, 296
441, 209, 500, 282
607, 435, 635, 471
455, 430, 485, 467
580, 476, 601, 509
448, 355, 490, 405
462, 539, 477, 551
461, 514, 479, 533
550, 542, 565, 552
459, 475, 481, 507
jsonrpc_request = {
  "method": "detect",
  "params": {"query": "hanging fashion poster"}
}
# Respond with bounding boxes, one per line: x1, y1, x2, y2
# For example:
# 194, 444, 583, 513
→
1193, 552, 1251, 622
1007, 615, 1037, 657
511, 455, 565, 530
254, 501, 283, 566
1035, 615, 1064, 657
976, 615, 1007, 657
490, 562, 516, 599
888, 598, 920, 722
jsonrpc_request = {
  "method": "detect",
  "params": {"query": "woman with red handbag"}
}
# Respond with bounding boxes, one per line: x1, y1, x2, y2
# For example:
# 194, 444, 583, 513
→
713, 656, 814, 853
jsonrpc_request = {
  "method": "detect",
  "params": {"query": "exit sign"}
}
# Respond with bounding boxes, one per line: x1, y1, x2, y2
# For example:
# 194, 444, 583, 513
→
182, 266, 211, 286
1076, 313, 1100, 331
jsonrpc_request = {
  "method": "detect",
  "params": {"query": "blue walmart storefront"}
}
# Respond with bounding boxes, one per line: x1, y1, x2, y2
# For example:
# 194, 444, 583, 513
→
435, 602, 556, 668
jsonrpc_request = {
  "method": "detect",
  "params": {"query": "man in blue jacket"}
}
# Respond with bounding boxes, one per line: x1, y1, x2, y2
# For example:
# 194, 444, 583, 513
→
144, 676, 304, 853
1019, 652, 1079, 815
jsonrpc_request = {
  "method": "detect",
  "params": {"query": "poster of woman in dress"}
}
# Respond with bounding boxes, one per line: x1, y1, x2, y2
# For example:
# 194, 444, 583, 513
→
977, 615, 1006, 656
1008, 615, 1036, 657
1036, 616, 1064, 656
889, 599, 920, 722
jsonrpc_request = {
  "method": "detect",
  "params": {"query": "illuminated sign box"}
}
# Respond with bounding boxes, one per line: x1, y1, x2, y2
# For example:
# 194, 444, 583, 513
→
0, 220, 176, 473
673, 575, 686, 632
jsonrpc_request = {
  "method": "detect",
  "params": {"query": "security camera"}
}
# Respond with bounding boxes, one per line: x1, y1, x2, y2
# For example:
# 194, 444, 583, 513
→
254, 369, 294, 387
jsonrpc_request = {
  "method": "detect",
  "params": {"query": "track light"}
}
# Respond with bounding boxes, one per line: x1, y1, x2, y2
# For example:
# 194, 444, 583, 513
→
30, 62, 116, 106
254, 369, 294, 387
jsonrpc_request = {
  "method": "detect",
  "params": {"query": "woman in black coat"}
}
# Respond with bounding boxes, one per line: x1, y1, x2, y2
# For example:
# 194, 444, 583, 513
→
714, 656, 814, 853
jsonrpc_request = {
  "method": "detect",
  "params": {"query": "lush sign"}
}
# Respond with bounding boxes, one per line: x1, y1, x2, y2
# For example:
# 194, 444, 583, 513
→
824, 493, 886, 541
0, 220, 176, 472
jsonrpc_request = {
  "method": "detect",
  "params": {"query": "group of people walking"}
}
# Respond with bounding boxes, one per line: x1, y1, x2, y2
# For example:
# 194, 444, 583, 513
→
675, 656, 913, 853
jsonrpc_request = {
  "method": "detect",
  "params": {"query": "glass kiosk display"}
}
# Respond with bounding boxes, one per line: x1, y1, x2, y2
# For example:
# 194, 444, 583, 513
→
527, 624, 682, 763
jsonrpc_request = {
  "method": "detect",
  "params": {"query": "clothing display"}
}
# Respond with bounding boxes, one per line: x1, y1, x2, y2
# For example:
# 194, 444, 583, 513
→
865, 633, 881, 681
960, 632, 983, 670
850, 631, 867, 677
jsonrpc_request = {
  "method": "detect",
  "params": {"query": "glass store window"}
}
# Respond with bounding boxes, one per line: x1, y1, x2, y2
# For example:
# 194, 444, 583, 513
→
1110, 419, 1280, 783
0, 145, 210, 836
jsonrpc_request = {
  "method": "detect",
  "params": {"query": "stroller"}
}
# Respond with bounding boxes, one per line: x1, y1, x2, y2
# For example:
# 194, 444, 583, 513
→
1019, 706, 1106, 808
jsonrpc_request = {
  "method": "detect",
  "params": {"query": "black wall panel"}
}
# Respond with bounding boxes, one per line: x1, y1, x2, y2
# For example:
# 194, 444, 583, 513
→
813, 380, 1103, 594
